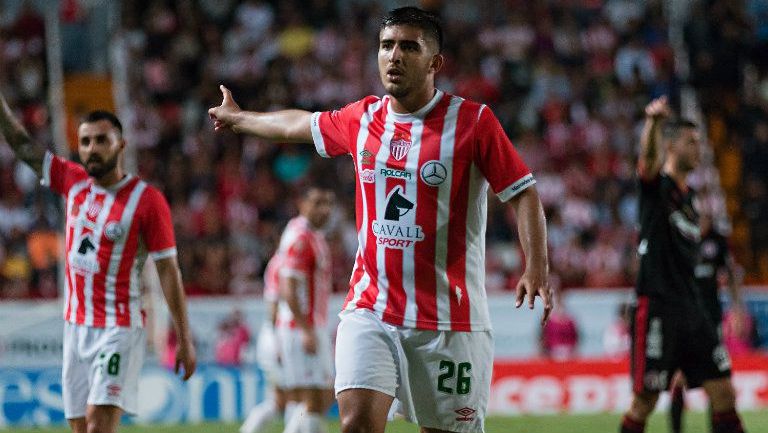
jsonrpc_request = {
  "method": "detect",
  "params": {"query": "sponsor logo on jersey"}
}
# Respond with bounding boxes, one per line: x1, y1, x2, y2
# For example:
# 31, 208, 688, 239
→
380, 168, 412, 180
360, 149, 374, 165
107, 384, 122, 397
72, 234, 100, 274
372, 186, 424, 249
360, 169, 375, 183
104, 221, 125, 241
420, 160, 447, 186
389, 131, 412, 161
455, 407, 476, 422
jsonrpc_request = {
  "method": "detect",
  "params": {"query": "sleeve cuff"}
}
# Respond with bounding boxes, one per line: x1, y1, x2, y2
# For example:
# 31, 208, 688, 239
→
149, 247, 177, 261
497, 174, 536, 202
40, 151, 53, 187
310, 112, 330, 158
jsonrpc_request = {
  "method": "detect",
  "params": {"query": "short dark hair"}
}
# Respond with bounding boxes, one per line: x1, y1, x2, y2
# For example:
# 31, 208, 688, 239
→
381, 7, 443, 52
82, 110, 123, 135
662, 118, 697, 142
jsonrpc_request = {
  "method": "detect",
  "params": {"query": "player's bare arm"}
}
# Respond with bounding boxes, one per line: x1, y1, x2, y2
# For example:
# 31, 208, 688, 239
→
724, 253, 744, 305
0, 91, 46, 177
208, 85, 313, 143
280, 275, 317, 354
638, 95, 671, 180
155, 256, 197, 380
509, 186, 552, 324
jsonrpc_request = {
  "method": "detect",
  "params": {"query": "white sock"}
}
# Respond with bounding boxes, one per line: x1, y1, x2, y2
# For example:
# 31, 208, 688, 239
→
283, 402, 306, 433
302, 412, 327, 433
240, 399, 278, 433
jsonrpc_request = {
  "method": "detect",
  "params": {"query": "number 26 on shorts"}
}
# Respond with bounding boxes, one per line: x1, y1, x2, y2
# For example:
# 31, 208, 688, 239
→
437, 360, 471, 395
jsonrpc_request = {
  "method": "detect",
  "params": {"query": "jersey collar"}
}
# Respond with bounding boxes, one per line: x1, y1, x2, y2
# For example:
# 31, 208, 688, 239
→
386, 89, 444, 122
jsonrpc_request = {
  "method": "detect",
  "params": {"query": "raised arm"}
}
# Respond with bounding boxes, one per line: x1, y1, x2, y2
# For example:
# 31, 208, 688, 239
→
155, 256, 197, 380
509, 185, 552, 324
638, 96, 671, 180
208, 85, 313, 143
0, 91, 47, 177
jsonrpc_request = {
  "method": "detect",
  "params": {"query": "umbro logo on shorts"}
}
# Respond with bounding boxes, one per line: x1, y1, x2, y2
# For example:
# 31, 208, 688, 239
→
454, 407, 476, 422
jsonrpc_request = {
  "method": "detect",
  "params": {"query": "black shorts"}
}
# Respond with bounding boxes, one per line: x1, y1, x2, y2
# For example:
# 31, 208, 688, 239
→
629, 296, 731, 393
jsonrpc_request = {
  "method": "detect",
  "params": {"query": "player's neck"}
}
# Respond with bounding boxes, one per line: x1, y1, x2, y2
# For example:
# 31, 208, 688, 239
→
662, 160, 689, 191
94, 167, 127, 188
389, 85, 436, 114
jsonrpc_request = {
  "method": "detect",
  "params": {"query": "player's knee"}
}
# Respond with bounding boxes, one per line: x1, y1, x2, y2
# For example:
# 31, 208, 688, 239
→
707, 381, 736, 411
85, 419, 114, 433
629, 391, 659, 420
340, 412, 377, 433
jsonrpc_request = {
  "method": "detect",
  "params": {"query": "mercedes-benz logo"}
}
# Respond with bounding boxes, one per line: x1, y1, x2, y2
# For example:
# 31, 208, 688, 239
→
420, 160, 447, 186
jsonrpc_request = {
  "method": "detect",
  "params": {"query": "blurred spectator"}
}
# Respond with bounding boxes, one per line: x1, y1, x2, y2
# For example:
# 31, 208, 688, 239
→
603, 301, 632, 359
215, 309, 252, 366
722, 304, 759, 356
540, 281, 579, 360
2, 0, 766, 298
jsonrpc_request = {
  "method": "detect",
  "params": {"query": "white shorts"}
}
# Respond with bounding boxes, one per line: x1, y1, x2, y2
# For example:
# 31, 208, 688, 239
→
255, 323, 284, 388
62, 322, 145, 418
335, 309, 493, 433
276, 326, 333, 389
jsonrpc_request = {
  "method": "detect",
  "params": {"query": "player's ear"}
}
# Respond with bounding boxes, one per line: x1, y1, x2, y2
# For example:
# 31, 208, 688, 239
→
430, 53, 444, 74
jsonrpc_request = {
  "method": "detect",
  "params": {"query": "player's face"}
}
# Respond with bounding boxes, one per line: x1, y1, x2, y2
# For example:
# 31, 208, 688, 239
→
672, 128, 700, 172
78, 120, 124, 179
302, 189, 334, 229
378, 25, 440, 99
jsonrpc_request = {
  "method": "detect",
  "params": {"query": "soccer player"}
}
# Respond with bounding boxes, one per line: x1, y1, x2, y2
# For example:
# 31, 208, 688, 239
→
275, 187, 335, 433
668, 212, 744, 433
620, 95, 746, 433
209, 7, 551, 433
0, 91, 196, 433
241, 254, 287, 433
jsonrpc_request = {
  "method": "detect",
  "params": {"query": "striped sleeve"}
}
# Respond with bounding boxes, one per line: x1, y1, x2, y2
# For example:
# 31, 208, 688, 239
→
41, 151, 89, 196
139, 186, 177, 260
473, 105, 536, 201
310, 96, 378, 158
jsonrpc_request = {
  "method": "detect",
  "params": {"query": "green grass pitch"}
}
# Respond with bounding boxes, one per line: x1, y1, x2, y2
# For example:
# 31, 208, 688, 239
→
5, 412, 768, 433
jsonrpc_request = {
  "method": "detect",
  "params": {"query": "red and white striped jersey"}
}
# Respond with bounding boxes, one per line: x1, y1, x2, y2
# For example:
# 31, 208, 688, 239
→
275, 216, 331, 329
42, 151, 177, 328
310, 90, 536, 331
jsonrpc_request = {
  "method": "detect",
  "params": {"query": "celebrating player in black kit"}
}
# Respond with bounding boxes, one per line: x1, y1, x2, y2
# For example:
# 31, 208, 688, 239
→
619, 96, 747, 433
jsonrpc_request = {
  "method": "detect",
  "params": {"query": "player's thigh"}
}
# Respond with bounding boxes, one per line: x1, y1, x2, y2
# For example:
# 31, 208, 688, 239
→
279, 327, 333, 389
679, 315, 731, 391
629, 298, 677, 393
334, 310, 400, 397
337, 388, 394, 433
401, 329, 493, 433
62, 323, 90, 419
88, 327, 145, 415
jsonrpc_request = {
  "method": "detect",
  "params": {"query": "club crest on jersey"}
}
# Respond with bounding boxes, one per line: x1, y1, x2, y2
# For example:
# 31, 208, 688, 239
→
86, 201, 103, 220
389, 131, 412, 161
105, 221, 125, 241
420, 160, 447, 186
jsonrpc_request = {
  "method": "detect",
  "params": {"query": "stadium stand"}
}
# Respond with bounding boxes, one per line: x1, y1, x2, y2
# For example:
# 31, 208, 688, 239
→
0, 0, 766, 300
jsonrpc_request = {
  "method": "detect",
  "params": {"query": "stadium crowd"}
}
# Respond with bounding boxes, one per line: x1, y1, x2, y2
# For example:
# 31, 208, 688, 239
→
0, 0, 767, 299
